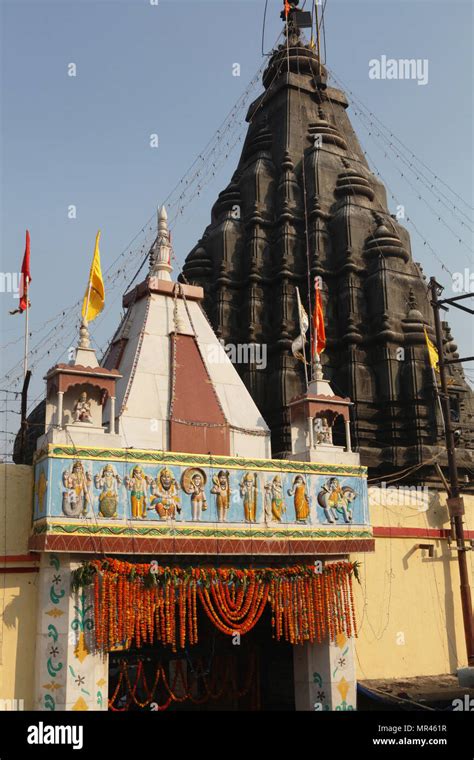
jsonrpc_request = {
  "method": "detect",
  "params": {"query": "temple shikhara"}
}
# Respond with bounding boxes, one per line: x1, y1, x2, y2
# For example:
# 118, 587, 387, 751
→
1, 1, 473, 713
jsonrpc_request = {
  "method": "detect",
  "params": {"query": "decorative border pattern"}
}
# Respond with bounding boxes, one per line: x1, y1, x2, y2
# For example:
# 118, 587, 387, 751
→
32, 519, 372, 540
34, 443, 367, 478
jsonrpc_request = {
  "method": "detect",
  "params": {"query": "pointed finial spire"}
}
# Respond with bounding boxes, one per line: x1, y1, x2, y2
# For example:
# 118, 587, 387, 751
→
150, 205, 173, 281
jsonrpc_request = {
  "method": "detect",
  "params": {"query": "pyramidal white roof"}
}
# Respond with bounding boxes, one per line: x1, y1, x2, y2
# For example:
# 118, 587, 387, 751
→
102, 207, 270, 459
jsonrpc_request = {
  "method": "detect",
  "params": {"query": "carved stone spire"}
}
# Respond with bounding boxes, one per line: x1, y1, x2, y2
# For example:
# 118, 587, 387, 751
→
182, 11, 474, 481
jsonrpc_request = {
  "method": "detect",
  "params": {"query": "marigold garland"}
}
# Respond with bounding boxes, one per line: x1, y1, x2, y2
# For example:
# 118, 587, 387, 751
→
71, 559, 359, 654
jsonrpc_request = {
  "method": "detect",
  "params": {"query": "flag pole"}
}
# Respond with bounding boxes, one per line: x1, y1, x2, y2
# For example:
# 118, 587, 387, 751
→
431, 365, 446, 436
23, 275, 29, 378
302, 328, 309, 390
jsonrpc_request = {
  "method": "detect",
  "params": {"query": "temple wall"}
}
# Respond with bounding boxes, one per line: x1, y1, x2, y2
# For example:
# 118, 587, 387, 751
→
352, 487, 474, 679
0, 463, 473, 708
0, 464, 38, 710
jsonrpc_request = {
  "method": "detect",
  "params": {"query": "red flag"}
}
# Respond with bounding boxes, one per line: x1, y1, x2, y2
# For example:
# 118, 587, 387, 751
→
10, 230, 31, 315
284, 0, 291, 19
313, 278, 326, 356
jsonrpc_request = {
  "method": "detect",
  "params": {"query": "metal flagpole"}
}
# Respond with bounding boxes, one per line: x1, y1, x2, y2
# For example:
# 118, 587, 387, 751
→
23, 275, 29, 379
298, 288, 309, 390
431, 365, 446, 436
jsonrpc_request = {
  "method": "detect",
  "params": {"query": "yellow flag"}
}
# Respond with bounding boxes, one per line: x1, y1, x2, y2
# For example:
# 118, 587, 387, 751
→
82, 231, 105, 322
423, 327, 439, 373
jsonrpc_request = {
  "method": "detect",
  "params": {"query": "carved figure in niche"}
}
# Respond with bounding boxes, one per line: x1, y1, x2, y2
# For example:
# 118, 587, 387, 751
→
239, 472, 257, 523
314, 416, 332, 445
94, 464, 121, 519
317, 477, 357, 523
264, 474, 285, 522
125, 466, 150, 520
211, 470, 231, 522
149, 467, 181, 521
73, 391, 93, 423
62, 460, 92, 517
181, 468, 207, 521
287, 475, 310, 523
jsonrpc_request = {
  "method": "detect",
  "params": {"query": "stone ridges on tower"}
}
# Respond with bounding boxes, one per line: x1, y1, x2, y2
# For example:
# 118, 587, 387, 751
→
182, 35, 473, 478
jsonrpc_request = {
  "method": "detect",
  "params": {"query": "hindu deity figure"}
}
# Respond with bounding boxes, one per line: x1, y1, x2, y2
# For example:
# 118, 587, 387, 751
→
239, 472, 257, 523
94, 464, 122, 519
124, 466, 150, 520
62, 460, 92, 517
181, 468, 207, 521
317, 478, 357, 523
73, 392, 93, 423
149, 467, 181, 520
287, 475, 310, 523
211, 470, 231, 522
264, 474, 285, 522
314, 416, 332, 445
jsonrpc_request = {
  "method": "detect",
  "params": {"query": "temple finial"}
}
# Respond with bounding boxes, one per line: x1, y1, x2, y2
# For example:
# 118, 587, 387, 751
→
150, 204, 173, 281
79, 320, 91, 349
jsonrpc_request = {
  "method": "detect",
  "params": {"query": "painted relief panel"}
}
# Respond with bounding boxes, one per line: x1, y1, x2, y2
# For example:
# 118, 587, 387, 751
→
33, 446, 370, 527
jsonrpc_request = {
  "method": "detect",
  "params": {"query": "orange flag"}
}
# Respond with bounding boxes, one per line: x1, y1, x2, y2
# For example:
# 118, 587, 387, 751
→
284, 0, 291, 19
313, 279, 326, 356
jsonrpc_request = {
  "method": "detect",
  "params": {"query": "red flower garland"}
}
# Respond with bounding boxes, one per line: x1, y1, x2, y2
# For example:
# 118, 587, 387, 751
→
77, 559, 358, 654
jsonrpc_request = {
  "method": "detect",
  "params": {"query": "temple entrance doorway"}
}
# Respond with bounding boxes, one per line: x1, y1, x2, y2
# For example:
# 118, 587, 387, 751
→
108, 607, 295, 711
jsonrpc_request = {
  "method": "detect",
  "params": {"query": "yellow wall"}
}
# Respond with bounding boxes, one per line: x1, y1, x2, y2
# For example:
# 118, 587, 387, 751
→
1, 463, 473, 707
0, 464, 38, 709
352, 485, 474, 679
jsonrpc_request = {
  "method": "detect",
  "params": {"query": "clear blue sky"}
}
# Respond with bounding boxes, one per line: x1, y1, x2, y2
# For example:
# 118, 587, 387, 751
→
1, 0, 473, 452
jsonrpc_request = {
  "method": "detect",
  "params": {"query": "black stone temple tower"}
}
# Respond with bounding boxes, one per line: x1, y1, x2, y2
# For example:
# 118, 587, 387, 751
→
182, 3, 473, 480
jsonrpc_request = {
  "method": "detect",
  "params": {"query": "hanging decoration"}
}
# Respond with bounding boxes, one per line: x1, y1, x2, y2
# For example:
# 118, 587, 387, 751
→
71, 560, 359, 654
109, 651, 258, 711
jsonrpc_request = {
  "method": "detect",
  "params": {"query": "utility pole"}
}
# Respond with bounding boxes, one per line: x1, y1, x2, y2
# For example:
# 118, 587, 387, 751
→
430, 277, 474, 667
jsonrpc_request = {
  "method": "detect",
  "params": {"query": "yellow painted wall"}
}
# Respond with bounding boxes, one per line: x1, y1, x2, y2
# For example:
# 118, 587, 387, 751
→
0, 464, 37, 710
352, 485, 474, 679
1, 462, 473, 708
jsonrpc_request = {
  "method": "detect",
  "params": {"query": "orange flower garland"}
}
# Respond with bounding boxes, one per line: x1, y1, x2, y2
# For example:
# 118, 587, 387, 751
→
71, 559, 359, 654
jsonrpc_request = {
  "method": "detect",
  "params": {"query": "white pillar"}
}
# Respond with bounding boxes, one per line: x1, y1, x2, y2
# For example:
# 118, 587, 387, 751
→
56, 392, 64, 428
308, 416, 314, 449
34, 553, 108, 711
293, 633, 357, 711
344, 418, 352, 452
109, 396, 116, 434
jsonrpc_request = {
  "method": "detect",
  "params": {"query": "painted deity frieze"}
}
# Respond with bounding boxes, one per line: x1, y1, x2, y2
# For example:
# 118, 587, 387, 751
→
181, 467, 207, 521
287, 475, 311, 524
62, 460, 92, 518
36, 449, 370, 529
149, 467, 181, 520
94, 464, 121, 519
239, 472, 258, 523
317, 478, 357, 524
210, 470, 231, 522
263, 474, 285, 523
124, 466, 150, 520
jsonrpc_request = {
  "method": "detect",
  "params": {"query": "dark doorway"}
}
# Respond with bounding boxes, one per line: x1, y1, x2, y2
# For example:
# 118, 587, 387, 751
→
108, 607, 295, 711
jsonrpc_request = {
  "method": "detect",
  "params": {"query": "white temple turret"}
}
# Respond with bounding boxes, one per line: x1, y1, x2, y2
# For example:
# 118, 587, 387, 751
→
149, 205, 173, 281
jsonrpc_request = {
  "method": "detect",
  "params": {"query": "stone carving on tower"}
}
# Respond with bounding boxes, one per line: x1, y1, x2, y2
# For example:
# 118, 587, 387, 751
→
182, 1, 473, 482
